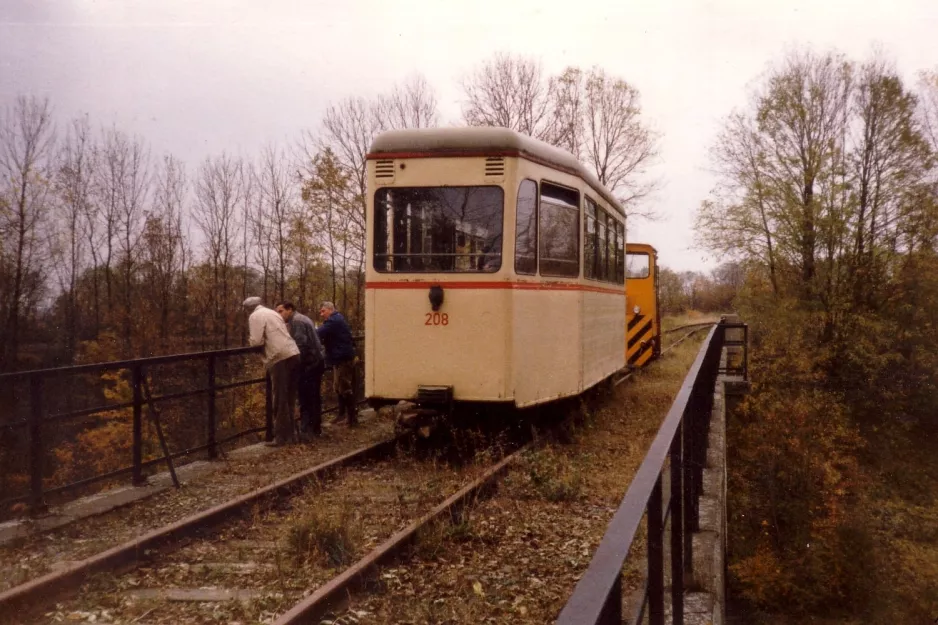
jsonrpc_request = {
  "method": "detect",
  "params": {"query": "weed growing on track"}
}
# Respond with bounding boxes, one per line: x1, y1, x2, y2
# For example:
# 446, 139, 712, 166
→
286, 504, 360, 567
414, 512, 479, 561
521, 447, 584, 502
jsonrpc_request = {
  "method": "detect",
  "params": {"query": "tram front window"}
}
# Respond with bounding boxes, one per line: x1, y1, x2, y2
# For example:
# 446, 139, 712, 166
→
373, 186, 504, 273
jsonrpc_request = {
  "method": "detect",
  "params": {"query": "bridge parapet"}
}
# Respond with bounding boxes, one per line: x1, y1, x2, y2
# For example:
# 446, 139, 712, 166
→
556, 318, 748, 625
684, 343, 739, 624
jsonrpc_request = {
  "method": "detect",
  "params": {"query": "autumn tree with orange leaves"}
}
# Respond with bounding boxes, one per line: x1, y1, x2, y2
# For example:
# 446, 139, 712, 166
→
698, 48, 938, 622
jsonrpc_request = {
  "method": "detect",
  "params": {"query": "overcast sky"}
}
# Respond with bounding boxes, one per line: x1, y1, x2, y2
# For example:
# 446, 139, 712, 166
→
2, 0, 937, 272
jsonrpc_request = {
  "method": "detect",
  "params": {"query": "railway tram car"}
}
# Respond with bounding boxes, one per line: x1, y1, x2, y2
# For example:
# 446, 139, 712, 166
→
363, 127, 658, 415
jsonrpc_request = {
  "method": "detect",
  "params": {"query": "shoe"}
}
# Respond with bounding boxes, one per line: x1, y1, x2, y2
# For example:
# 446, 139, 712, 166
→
265, 438, 286, 447
331, 413, 347, 424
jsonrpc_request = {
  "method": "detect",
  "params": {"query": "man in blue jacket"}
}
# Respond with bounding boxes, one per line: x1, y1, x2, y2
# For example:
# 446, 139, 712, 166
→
316, 301, 357, 426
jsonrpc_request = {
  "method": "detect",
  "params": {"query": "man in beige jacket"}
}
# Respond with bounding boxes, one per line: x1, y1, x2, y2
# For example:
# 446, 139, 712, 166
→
244, 296, 300, 446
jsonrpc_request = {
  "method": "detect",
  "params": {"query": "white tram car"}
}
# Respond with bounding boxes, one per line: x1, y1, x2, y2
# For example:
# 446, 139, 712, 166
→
364, 127, 627, 410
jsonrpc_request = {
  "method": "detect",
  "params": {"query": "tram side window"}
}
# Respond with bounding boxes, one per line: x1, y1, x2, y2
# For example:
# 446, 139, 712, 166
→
606, 212, 616, 280
373, 186, 504, 273
626, 252, 650, 279
584, 198, 598, 279
583, 198, 624, 284
539, 182, 580, 278
514, 180, 537, 275
597, 211, 608, 280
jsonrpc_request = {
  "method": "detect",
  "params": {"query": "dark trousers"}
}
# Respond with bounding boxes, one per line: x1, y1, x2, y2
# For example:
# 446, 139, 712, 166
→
298, 362, 324, 435
270, 355, 299, 442
333, 359, 357, 423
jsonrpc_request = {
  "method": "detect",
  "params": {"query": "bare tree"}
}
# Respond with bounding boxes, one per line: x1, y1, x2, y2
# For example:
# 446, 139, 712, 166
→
248, 160, 275, 305
143, 154, 187, 350
376, 74, 440, 130
256, 144, 293, 303
240, 164, 255, 344
696, 112, 782, 295
95, 127, 124, 316
549, 67, 586, 155
460, 53, 555, 140
53, 114, 96, 360
919, 69, 938, 153
316, 98, 381, 214
849, 57, 929, 305
0, 96, 55, 370
115, 132, 150, 354
461, 57, 660, 217
193, 152, 244, 347
551, 67, 661, 214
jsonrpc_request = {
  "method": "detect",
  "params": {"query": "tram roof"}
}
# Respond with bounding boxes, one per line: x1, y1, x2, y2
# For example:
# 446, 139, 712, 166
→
367, 127, 625, 217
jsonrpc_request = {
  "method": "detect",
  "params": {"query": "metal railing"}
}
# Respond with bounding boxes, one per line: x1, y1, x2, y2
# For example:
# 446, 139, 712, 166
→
0, 336, 366, 517
719, 321, 749, 382
557, 321, 744, 625
0, 346, 267, 515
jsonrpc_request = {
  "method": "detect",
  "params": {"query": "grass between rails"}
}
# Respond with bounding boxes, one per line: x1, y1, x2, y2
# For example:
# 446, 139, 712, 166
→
328, 333, 708, 624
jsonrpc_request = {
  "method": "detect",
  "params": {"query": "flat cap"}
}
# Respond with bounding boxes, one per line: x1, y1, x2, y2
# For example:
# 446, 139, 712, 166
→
242, 296, 262, 309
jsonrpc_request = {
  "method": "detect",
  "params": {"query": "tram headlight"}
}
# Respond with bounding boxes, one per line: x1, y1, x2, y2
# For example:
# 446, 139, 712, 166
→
633, 305, 641, 315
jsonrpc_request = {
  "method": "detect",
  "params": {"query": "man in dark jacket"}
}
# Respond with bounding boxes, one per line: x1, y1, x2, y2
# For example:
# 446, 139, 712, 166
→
316, 301, 357, 425
277, 301, 325, 438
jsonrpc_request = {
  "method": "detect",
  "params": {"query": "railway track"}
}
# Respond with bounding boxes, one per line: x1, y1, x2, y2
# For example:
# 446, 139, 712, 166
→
1, 423, 530, 624
0, 398, 384, 577
662, 322, 717, 351
614, 322, 715, 388
661, 320, 721, 335
0, 436, 399, 622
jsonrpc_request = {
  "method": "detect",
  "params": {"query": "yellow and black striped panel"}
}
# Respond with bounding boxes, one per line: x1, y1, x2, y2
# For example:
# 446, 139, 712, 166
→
627, 312, 656, 367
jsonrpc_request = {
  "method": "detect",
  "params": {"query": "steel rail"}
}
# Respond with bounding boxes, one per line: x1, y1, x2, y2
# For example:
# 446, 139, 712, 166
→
661, 320, 721, 335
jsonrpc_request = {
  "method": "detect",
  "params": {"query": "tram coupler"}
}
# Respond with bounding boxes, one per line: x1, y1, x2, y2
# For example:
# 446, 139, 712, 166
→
396, 407, 443, 437
395, 385, 454, 437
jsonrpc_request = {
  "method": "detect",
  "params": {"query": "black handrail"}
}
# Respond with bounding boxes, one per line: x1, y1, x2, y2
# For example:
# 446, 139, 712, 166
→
1, 346, 269, 515
2, 336, 367, 516
556, 322, 734, 625
0, 345, 262, 382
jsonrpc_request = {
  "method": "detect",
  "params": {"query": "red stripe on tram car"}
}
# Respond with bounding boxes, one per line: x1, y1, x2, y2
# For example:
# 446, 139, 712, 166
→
365, 281, 625, 296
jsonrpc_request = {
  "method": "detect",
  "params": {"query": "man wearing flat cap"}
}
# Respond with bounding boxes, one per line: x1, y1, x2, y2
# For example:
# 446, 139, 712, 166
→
243, 296, 300, 446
